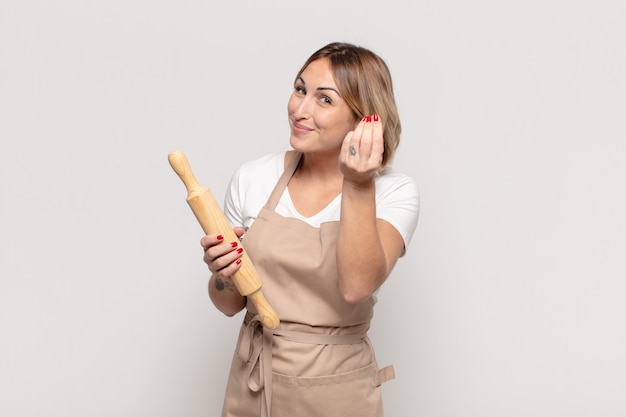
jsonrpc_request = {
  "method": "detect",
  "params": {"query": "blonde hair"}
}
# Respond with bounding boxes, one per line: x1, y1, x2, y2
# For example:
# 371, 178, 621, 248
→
296, 42, 401, 167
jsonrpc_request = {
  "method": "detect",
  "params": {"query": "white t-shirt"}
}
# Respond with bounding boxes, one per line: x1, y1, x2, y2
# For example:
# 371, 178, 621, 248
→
224, 151, 420, 251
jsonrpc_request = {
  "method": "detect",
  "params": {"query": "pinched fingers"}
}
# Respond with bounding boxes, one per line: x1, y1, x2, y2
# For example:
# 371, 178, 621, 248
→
340, 114, 384, 180
358, 116, 375, 158
350, 115, 383, 161
370, 115, 384, 161
341, 130, 355, 160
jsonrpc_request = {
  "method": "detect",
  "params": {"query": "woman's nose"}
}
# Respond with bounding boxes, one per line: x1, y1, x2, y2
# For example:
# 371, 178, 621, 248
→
292, 95, 313, 119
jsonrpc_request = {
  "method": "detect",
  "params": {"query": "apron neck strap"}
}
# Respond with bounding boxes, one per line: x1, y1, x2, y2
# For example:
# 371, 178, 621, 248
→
265, 151, 302, 210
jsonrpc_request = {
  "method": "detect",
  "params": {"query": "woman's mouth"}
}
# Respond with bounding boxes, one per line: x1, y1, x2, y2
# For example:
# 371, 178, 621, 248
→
292, 122, 314, 135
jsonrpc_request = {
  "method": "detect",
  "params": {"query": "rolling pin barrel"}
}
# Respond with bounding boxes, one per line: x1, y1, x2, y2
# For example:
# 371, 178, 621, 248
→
168, 150, 279, 329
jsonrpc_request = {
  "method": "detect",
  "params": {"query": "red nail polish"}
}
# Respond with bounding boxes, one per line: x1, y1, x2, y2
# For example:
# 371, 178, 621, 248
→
236, 259, 242, 265
373, 114, 379, 121
230, 242, 238, 248
237, 248, 243, 254
217, 235, 224, 240
362, 116, 367, 122
366, 115, 372, 122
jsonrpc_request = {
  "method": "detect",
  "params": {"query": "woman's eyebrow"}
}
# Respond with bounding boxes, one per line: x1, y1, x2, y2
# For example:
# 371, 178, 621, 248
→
297, 77, 340, 95
317, 86, 340, 95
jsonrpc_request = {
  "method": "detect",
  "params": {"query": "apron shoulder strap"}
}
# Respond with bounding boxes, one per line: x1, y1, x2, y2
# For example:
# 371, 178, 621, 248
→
265, 151, 302, 210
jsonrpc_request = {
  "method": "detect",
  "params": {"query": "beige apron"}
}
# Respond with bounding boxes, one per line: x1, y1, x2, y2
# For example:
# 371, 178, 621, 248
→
221, 152, 394, 417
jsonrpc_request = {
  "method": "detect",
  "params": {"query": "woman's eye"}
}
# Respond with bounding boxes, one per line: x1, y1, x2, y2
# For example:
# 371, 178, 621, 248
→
320, 96, 332, 105
295, 86, 306, 95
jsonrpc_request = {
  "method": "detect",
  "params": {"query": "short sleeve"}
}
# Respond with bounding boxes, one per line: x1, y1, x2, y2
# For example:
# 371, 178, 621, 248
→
223, 166, 244, 229
375, 170, 420, 252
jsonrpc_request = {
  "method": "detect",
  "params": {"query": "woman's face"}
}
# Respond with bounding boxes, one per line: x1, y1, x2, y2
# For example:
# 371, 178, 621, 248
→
288, 58, 358, 156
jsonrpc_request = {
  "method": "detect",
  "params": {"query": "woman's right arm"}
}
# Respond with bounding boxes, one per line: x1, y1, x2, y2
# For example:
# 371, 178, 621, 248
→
201, 228, 246, 316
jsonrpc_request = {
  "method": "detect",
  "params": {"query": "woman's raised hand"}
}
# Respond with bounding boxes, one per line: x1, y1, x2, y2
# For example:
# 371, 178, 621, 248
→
339, 114, 384, 187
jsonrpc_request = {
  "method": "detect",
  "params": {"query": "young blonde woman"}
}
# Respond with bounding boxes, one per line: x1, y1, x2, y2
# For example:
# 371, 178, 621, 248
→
200, 42, 419, 417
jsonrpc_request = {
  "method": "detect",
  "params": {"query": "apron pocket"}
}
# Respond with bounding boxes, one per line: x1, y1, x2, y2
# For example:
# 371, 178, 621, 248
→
271, 363, 384, 417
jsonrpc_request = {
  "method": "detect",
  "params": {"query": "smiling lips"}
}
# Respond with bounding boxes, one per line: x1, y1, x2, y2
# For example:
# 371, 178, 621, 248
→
292, 121, 314, 135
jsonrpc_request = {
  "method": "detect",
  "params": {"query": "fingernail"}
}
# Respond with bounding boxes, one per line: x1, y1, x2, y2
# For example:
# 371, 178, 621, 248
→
362, 116, 367, 122
373, 114, 379, 121
237, 248, 243, 254
230, 242, 238, 248
217, 235, 224, 240
236, 259, 242, 265
366, 115, 372, 122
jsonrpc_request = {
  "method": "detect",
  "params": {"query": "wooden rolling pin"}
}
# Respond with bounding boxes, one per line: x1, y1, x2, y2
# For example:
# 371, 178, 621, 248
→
168, 150, 279, 329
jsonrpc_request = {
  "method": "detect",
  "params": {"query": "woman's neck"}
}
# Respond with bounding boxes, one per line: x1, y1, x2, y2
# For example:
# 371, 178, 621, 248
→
295, 150, 343, 181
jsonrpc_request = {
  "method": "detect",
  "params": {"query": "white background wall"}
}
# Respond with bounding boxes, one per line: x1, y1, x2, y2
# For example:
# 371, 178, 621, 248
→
1, 1, 624, 416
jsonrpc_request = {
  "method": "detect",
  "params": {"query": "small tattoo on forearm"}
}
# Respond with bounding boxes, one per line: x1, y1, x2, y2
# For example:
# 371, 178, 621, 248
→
215, 277, 234, 292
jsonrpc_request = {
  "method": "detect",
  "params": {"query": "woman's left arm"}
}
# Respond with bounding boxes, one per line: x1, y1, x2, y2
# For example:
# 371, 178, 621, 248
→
337, 116, 406, 303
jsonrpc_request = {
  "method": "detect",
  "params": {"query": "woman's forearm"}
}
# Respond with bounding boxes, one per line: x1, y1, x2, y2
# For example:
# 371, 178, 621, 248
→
336, 180, 388, 303
208, 274, 246, 316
